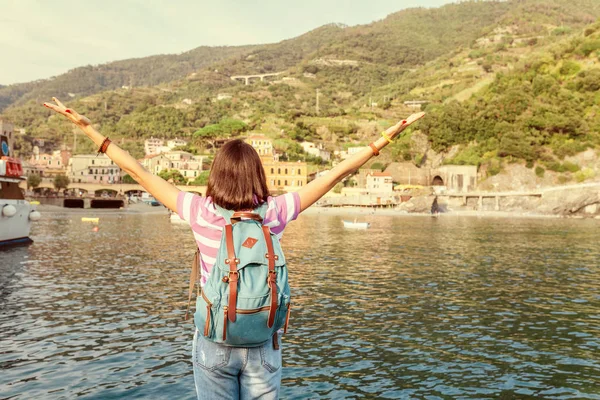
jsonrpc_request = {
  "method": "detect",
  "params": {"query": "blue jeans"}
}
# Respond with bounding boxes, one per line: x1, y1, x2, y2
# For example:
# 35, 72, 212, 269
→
192, 329, 282, 400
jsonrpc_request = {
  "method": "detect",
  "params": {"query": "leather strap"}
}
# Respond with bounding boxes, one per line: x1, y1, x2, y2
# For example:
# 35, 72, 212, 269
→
225, 224, 239, 323
272, 331, 279, 350
223, 307, 228, 341
185, 250, 200, 321
262, 225, 278, 328
369, 143, 380, 156
284, 303, 291, 334
231, 212, 263, 223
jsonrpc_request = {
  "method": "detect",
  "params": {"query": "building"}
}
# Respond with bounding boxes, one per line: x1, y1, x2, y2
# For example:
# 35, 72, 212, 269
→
68, 154, 121, 184
144, 137, 189, 156
435, 165, 478, 193
300, 142, 331, 161
167, 138, 188, 149
245, 134, 307, 191
144, 137, 164, 156
263, 161, 308, 191
28, 148, 70, 180
366, 172, 393, 192
356, 169, 381, 188
140, 154, 173, 175
384, 162, 478, 193
245, 134, 275, 159
140, 151, 205, 182
0, 120, 14, 158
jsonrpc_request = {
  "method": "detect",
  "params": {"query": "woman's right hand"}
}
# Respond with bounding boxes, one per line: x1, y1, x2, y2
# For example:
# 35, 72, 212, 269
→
43, 97, 92, 129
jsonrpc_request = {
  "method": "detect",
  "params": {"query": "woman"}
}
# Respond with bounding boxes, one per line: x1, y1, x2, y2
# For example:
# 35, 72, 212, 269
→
43, 97, 423, 399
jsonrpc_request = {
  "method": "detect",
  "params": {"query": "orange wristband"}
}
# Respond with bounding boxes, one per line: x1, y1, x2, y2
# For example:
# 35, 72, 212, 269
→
369, 143, 380, 156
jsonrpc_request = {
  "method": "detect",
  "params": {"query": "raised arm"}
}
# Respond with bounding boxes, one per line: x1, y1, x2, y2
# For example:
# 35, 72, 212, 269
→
43, 98, 180, 212
297, 112, 425, 212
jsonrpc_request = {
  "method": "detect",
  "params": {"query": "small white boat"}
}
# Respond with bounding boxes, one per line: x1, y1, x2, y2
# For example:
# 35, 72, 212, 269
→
342, 220, 371, 229
170, 212, 186, 224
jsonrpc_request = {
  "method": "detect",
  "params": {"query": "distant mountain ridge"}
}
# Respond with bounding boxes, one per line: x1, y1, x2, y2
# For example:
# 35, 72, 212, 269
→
2, 0, 600, 179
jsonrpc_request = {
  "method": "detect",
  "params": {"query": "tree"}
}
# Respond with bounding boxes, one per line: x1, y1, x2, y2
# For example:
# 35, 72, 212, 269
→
122, 174, 136, 184
27, 174, 41, 190
158, 169, 187, 185
53, 174, 70, 191
190, 170, 210, 186
193, 118, 249, 148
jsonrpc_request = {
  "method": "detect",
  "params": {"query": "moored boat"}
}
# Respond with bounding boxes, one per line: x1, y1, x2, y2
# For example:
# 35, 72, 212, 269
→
342, 220, 371, 229
1, 122, 40, 246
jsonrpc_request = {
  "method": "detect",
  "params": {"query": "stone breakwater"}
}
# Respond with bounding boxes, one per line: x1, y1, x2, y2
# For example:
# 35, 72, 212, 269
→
397, 185, 600, 218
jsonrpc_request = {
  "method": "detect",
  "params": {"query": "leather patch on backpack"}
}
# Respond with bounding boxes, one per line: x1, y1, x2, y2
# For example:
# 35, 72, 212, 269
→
242, 237, 258, 249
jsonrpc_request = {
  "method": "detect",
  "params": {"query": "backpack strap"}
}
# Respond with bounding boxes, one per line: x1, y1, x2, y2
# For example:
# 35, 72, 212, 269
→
231, 211, 263, 224
185, 250, 200, 321
224, 224, 240, 323
262, 225, 278, 328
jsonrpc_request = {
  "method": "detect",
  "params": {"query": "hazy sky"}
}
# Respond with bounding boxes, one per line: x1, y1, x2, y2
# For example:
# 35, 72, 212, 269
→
2, 0, 456, 85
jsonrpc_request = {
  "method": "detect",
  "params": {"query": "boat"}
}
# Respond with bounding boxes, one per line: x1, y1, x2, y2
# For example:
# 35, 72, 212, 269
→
342, 220, 371, 229
1, 124, 40, 246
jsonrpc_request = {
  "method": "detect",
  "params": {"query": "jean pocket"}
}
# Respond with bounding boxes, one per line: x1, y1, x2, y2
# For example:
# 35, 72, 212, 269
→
260, 334, 282, 373
193, 334, 231, 372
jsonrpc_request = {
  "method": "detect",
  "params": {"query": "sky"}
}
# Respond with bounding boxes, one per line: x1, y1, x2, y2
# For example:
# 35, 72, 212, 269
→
1, 0, 457, 85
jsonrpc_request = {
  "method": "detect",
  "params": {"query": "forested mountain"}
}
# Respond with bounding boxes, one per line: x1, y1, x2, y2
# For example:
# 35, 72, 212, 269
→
0, 45, 256, 112
2, 0, 600, 184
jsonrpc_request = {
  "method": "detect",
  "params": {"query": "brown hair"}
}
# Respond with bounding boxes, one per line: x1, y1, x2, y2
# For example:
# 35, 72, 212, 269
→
206, 139, 270, 210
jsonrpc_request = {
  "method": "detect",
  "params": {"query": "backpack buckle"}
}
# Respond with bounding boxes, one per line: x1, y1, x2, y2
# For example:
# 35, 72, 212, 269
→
228, 271, 239, 279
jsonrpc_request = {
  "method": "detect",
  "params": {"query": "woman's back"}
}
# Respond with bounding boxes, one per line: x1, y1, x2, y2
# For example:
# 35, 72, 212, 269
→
177, 191, 300, 286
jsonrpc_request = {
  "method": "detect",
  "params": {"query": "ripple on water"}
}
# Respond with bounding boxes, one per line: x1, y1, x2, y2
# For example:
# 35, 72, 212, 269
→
1, 212, 599, 399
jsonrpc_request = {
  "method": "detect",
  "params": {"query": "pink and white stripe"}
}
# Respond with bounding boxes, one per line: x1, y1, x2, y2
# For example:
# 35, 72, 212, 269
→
177, 192, 300, 285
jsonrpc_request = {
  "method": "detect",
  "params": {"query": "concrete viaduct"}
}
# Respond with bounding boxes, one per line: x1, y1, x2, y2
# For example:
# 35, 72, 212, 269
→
20, 181, 207, 196
230, 72, 283, 85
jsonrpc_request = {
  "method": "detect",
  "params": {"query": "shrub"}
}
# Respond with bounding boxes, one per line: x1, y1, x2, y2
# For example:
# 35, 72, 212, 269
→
526, 160, 534, 169
559, 60, 580, 76
574, 168, 596, 182
562, 161, 580, 173
535, 166, 545, 177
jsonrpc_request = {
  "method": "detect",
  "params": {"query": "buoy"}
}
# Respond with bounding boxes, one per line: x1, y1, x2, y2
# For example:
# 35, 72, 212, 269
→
81, 217, 99, 223
92, 226, 99, 232
29, 201, 40, 205
29, 211, 41, 221
2, 205, 17, 217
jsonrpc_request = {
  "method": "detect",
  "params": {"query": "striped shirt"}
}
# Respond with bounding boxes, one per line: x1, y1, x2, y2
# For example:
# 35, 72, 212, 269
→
177, 191, 301, 285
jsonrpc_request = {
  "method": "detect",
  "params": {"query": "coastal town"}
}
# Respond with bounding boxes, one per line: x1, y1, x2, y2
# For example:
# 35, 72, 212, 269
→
5, 115, 484, 209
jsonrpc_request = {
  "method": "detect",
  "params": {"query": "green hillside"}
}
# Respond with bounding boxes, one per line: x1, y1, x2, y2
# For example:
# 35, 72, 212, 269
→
2, 0, 600, 180
0, 45, 256, 112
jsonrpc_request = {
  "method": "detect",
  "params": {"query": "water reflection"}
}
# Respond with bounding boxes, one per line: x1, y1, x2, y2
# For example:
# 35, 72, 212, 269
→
1, 211, 599, 399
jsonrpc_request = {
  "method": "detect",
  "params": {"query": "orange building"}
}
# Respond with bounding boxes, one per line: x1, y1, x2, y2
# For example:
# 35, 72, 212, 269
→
245, 134, 307, 192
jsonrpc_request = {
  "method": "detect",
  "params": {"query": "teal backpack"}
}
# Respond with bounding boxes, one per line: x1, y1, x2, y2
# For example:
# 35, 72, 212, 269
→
186, 203, 291, 347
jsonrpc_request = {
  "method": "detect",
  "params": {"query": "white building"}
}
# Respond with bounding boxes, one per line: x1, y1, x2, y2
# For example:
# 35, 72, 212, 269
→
366, 172, 393, 192
140, 151, 204, 182
167, 138, 188, 149
246, 135, 274, 158
144, 137, 188, 156
68, 154, 121, 184
300, 142, 331, 161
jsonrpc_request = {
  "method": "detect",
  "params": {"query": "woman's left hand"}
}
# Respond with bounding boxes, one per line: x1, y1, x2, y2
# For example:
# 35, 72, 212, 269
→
43, 97, 92, 129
